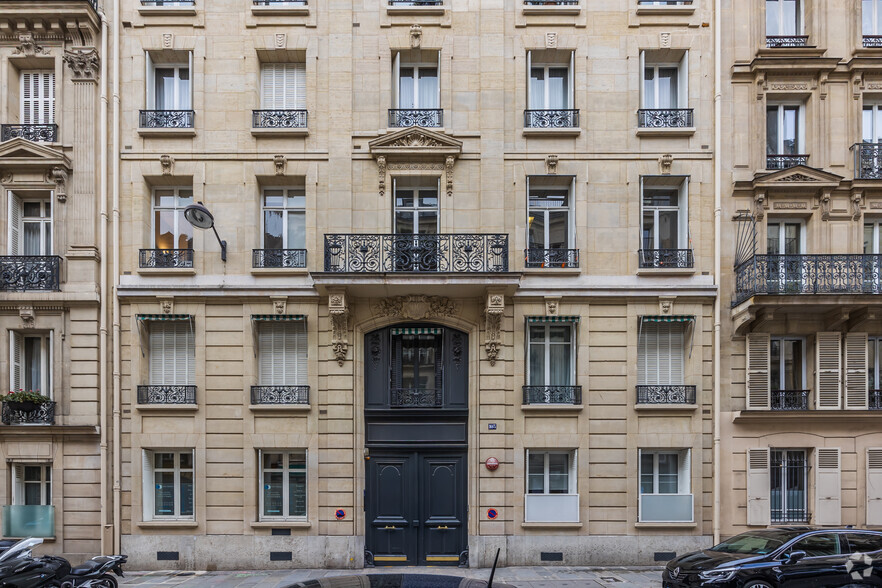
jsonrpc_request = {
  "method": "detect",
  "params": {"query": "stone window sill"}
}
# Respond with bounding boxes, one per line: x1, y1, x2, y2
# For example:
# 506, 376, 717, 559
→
136, 404, 198, 412
250, 267, 310, 276
522, 5, 581, 16
521, 521, 582, 528
249, 404, 311, 412
137, 267, 197, 276
522, 127, 581, 137
635, 4, 696, 16
386, 5, 446, 16
250, 4, 308, 15
251, 127, 309, 137
634, 404, 698, 411
137, 127, 196, 138
521, 404, 583, 412
250, 520, 311, 528
634, 521, 696, 528
521, 267, 581, 276
636, 126, 696, 137
137, 5, 197, 15
636, 267, 696, 276
137, 520, 198, 528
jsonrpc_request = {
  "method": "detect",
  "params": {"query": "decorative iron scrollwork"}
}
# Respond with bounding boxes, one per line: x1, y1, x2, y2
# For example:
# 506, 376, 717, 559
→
0, 256, 61, 292
766, 154, 809, 170
766, 36, 809, 48
1, 401, 56, 425
139, 249, 194, 269
252, 249, 307, 268
770, 390, 809, 411
636, 385, 696, 405
139, 110, 195, 128
524, 109, 579, 128
637, 109, 694, 128
1, 124, 58, 143
525, 248, 579, 269
638, 249, 694, 269
854, 143, 882, 179
252, 110, 308, 129
522, 386, 582, 405
391, 388, 442, 408
250, 386, 309, 405
388, 109, 443, 128
137, 385, 197, 404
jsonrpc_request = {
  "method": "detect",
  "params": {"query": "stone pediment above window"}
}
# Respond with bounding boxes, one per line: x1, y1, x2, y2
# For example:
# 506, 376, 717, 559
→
369, 127, 462, 160
752, 165, 842, 190
740, 166, 846, 221
0, 138, 71, 199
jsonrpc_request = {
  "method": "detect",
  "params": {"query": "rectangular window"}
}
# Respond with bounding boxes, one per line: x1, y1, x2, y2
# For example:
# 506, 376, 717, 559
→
260, 63, 306, 110
143, 450, 194, 520
11, 464, 51, 506
641, 178, 688, 254
527, 50, 574, 111
524, 450, 579, 523
637, 322, 685, 386
259, 450, 307, 520
9, 332, 51, 395
391, 332, 442, 391
7, 194, 51, 256
153, 66, 190, 110
393, 178, 439, 235
770, 449, 807, 523
770, 338, 805, 391
865, 0, 882, 36
152, 187, 194, 250
258, 322, 307, 386
20, 71, 55, 125
262, 187, 305, 251
864, 104, 882, 144
527, 177, 572, 252
148, 322, 194, 386
397, 64, 439, 110
766, 0, 802, 36
640, 52, 688, 111
766, 104, 804, 155
638, 449, 692, 522
527, 324, 574, 387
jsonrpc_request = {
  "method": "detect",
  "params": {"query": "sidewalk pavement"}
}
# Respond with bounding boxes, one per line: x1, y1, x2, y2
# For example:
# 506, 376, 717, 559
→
119, 566, 663, 587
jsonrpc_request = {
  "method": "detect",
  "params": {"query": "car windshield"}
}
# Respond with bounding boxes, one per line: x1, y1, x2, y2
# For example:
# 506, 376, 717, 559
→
710, 532, 793, 555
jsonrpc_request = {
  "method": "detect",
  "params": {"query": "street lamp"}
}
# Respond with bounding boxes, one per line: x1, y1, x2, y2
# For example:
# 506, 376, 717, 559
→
183, 201, 227, 262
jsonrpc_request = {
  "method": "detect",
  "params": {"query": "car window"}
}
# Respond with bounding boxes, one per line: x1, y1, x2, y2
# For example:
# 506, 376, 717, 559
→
846, 533, 882, 554
710, 533, 787, 555
789, 534, 842, 558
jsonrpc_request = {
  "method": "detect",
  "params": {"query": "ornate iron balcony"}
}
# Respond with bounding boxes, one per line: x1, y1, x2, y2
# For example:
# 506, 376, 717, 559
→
771, 389, 809, 411
524, 0, 578, 4
251, 386, 309, 405
1, 401, 56, 425
389, 0, 442, 4
638, 109, 693, 128
0, 256, 61, 292
252, 249, 307, 269
139, 110, 194, 128
1, 124, 58, 143
139, 249, 194, 269
388, 109, 443, 128
324, 233, 509, 273
523, 385, 582, 405
137, 385, 196, 404
853, 143, 882, 179
141, 0, 195, 5
636, 385, 696, 405
865, 36, 882, 48
766, 154, 808, 170
871, 389, 882, 410
253, 0, 306, 3
639, 249, 694, 269
253, 110, 307, 129
524, 109, 579, 129
766, 36, 810, 48
391, 388, 442, 408
525, 248, 579, 269
734, 254, 882, 305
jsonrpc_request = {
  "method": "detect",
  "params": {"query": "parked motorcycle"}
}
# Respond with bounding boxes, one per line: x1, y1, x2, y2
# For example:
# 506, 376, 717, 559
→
55, 554, 126, 588
0, 537, 71, 587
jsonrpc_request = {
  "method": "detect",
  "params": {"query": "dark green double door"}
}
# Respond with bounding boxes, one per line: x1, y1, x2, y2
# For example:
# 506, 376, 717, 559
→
365, 451, 466, 566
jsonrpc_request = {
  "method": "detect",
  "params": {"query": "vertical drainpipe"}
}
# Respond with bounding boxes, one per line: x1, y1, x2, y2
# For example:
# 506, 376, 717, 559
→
98, 9, 109, 555
713, 0, 723, 546
111, 0, 122, 554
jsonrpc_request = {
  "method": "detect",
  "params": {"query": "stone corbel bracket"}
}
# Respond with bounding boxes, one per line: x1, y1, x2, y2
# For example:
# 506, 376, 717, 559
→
484, 291, 505, 366
51, 167, 68, 202
329, 290, 349, 366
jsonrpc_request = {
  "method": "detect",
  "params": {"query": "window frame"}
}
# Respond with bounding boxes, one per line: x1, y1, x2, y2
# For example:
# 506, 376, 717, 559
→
526, 50, 575, 111
639, 449, 690, 495
766, 0, 803, 36
864, 103, 882, 144
639, 51, 689, 110
865, 0, 882, 36
865, 221, 882, 255
640, 177, 689, 251
769, 336, 807, 392
257, 449, 308, 521
260, 63, 306, 111
870, 337, 882, 391
261, 186, 306, 250
390, 332, 443, 391
257, 321, 308, 387
392, 178, 440, 235
526, 322, 576, 387
7, 193, 53, 256
151, 186, 194, 251
11, 464, 52, 506
9, 331, 52, 397
143, 449, 195, 521
526, 176, 575, 251
766, 103, 806, 155
145, 52, 193, 111
525, 450, 577, 495
637, 321, 686, 386
392, 51, 441, 110
770, 448, 808, 523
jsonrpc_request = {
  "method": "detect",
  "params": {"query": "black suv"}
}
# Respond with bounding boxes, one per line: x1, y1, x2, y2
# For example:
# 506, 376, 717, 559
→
663, 527, 882, 587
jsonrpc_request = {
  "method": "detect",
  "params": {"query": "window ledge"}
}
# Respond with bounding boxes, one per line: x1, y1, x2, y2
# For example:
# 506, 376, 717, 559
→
635, 403, 698, 411
521, 404, 583, 412
385, 127, 446, 134
137, 267, 196, 276
386, 5, 446, 16
250, 4, 308, 15
250, 520, 311, 528
522, 127, 581, 137
2, 536, 55, 542
733, 410, 882, 423
250, 267, 310, 276
137, 127, 196, 138
136, 403, 198, 412
137, 5, 197, 15
634, 521, 696, 528
251, 127, 309, 137
137, 520, 198, 528
522, 5, 581, 16
522, 267, 582, 276
636, 126, 696, 137
249, 404, 311, 412
636, 267, 697, 276
755, 47, 826, 59
635, 5, 695, 16
521, 521, 582, 528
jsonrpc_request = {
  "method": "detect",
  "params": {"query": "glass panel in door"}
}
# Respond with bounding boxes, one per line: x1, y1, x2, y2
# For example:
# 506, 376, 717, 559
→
767, 222, 802, 292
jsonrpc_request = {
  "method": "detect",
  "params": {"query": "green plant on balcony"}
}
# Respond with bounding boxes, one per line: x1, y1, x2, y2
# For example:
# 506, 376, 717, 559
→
4, 390, 51, 412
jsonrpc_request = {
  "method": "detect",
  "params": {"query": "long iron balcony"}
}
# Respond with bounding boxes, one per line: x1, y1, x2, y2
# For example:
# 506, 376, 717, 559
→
853, 143, 882, 179
639, 249, 694, 269
771, 389, 809, 411
324, 233, 509, 273
524, 109, 579, 129
734, 254, 882, 305
252, 110, 307, 129
0, 256, 61, 292
251, 386, 309, 405
523, 385, 582, 405
137, 385, 197, 404
636, 385, 696, 405
388, 109, 443, 128
139, 110, 195, 128
1, 401, 56, 425
637, 109, 694, 128
1, 124, 58, 143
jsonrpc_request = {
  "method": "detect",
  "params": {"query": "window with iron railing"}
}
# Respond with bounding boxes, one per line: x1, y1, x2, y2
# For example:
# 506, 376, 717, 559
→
770, 449, 808, 523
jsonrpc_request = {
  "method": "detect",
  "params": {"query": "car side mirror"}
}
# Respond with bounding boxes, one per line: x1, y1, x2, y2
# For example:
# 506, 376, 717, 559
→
784, 551, 806, 565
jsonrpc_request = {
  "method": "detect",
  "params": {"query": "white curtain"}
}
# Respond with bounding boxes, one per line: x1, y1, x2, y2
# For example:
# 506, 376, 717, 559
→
399, 67, 415, 109
418, 68, 438, 108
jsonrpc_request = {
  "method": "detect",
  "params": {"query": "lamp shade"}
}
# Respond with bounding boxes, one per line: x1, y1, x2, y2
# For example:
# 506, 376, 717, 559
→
183, 203, 215, 230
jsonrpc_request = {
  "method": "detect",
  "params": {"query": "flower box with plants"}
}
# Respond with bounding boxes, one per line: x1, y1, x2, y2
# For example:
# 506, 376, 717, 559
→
4, 391, 52, 413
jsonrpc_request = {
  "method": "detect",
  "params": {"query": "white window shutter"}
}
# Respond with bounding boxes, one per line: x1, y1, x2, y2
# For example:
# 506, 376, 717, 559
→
816, 332, 842, 410
260, 65, 274, 110
638, 51, 646, 108
145, 53, 155, 110
746, 448, 770, 526
293, 63, 306, 110
678, 52, 689, 109
393, 52, 400, 109
142, 450, 154, 521
258, 324, 274, 385
815, 448, 842, 526
846, 333, 869, 410
568, 51, 574, 110
21, 72, 33, 124
293, 322, 307, 385
746, 333, 771, 410
526, 51, 532, 109
187, 51, 193, 109
11, 465, 24, 505
10, 332, 23, 392
670, 324, 684, 385
637, 325, 648, 385
867, 448, 882, 526
43, 72, 55, 124
47, 331, 53, 396
179, 323, 194, 385
8, 193, 21, 255
436, 50, 442, 110
678, 448, 691, 494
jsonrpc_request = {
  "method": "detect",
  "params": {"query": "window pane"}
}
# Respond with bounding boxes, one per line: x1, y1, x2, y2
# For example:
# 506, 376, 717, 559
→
657, 453, 679, 494
547, 68, 568, 109
784, 223, 800, 254
287, 190, 306, 208
658, 68, 678, 109
417, 211, 438, 234
658, 211, 679, 249
871, 338, 878, 390
865, 223, 875, 255
529, 67, 545, 109
154, 471, 175, 515
417, 67, 438, 109
767, 106, 779, 154
24, 466, 42, 482
179, 452, 193, 470
154, 189, 176, 208
416, 336, 437, 389
781, 0, 798, 35
22, 202, 41, 217
24, 483, 42, 506
264, 210, 283, 249
287, 211, 306, 249
399, 67, 415, 109
864, 0, 873, 35
289, 470, 307, 517
263, 471, 283, 516
155, 210, 175, 250
548, 211, 568, 249
640, 453, 655, 494
528, 453, 545, 494
528, 212, 546, 249
178, 69, 190, 110
180, 471, 193, 516
644, 68, 655, 109
155, 68, 175, 110
529, 341, 545, 386
548, 341, 571, 386
548, 453, 569, 494
549, 326, 570, 343
155, 453, 175, 469
782, 106, 798, 154
263, 452, 283, 470
783, 340, 803, 390
395, 211, 414, 235
264, 190, 284, 208
642, 212, 655, 250
176, 211, 193, 249
792, 534, 841, 557
864, 106, 875, 144
23, 337, 41, 392
771, 339, 781, 391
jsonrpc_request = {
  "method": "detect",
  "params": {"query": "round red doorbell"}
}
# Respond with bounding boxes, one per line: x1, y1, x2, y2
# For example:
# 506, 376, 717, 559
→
485, 457, 499, 471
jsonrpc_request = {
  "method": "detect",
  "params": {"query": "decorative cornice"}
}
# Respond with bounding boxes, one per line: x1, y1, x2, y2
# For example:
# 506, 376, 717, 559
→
372, 295, 459, 320
63, 48, 100, 81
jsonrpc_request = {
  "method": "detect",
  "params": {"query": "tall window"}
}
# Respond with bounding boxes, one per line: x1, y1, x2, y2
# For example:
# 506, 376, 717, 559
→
770, 338, 805, 393
767, 221, 802, 255
391, 332, 441, 391
393, 178, 438, 235
149, 322, 194, 386
152, 65, 190, 110
7, 195, 51, 256
766, 0, 802, 36
397, 63, 438, 110
152, 188, 194, 251
260, 63, 306, 111
9, 333, 50, 395
258, 322, 307, 386
864, 104, 882, 143
865, 0, 882, 37
865, 221, 882, 254
641, 180, 687, 254
766, 104, 803, 156
143, 450, 194, 520
20, 71, 55, 126
527, 178, 571, 254
770, 449, 807, 522
637, 323, 685, 386
259, 450, 306, 520
262, 187, 305, 251
639, 449, 692, 522
11, 465, 51, 506
527, 324, 574, 387
527, 451, 575, 495
529, 63, 569, 110
766, 221, 804, 292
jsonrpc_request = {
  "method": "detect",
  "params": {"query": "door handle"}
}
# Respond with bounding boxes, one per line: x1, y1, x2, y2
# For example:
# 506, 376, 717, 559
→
384, 526, 397, 530
435, 526, 449, 530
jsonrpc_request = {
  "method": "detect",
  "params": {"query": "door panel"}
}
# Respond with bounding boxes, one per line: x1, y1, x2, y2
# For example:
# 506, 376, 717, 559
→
421, 455, 466, 564
367, 455, 415, 564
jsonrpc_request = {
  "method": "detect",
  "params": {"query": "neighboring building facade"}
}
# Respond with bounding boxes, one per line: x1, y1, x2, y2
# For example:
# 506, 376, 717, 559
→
720, 0, 882, 536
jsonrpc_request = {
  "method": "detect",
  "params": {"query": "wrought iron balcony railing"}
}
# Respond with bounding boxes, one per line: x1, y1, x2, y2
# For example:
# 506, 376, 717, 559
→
324, 233, 509, 273
871, 389, 882, 410
139, 249, 194, 269
251, 385, 309, 405
766, 154, 808, 170
391, 388, 442, 408
0, 256, 61, 292
853, 143, 882, 179
637, 109, 694, 128
1, 124, 58, 143
1, 401, 56, 425
524, 0, 579, 4
252, 110, 308, 129
865, 36, 882, 48
525, 248, 579, 269
771, 508, 810, 524
766, 35, 810, 48
253, 0, 306, 3
636, 385, 696, 405
252, 249, 307, 269
639, 249, 694, 269
137, 385, 197, 404
389, 0, 442, 4
139, 110, 194, 128
523, 385, 582, 405
388, 109, 443, 128
141, 0, 195, 5
734, 254, 882, 305
771, 389, 809, 411
524, 109, 579, 129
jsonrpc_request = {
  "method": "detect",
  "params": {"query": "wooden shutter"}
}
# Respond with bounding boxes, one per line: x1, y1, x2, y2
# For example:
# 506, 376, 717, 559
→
526, 50, 532, 109
293, 63, 306, 110
258, 323, 275, 385
638, 50, 645, 109
21, 71, 54, 125
815, 448, 842, 526
567, 50, 574, 110
639, 323, 685, 386
293, 321, 307, 385
149, 322, 193, 385
148, 324, 167, 384
846, 333, 869, 410
678, 52, 689, 109
9, 332, 22, 392
816, 332, 842, 410
8, 193, 21, 255
867, 448, 882, 526
177, 322, 194, 386
142, 450, 154, 520
747, 448, 770, 526
746, 333, 771, 409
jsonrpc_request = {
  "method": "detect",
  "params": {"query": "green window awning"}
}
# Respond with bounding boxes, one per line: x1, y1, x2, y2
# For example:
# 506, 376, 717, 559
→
526, 316, 581, 323
640, 315, 694, 323
137, 314, 193, 321
391, 327, 443, 335
251, 314, 306, 321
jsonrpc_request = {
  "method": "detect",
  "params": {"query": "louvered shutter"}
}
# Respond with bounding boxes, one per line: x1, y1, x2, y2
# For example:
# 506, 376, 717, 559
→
638, 51, 646, 108
8, 193, 21, 255
746, 333, 771, 409
846, 333, 869, 410
293, 321, 307, 385
526, 51, 532, 109
815, 448, 842, 525
261, 64, 277, 110
11, 465, 24, 506
393, 52, 400, 109
145, 53, 155, 110
9, 332, 22, 392
258, 324, 275, 385
142, 450, 154, 520
21, 72, 54, 125
149, 322, 193, 385
292, 63, 306, 110
637, 325, 648, 385
148, 325, 166, 385
567, 51, 574, 110
816, 332, 842, 409
747, 448, 771, 526
867, 448, 882, 525
175, 322, 194, 386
